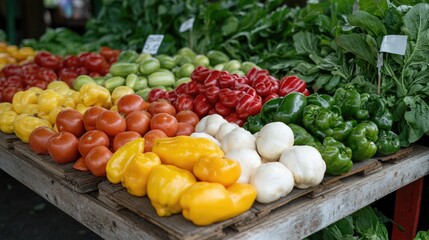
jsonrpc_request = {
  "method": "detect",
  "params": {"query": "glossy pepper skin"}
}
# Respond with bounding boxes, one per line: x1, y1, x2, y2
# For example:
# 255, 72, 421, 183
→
376, 130, 400, 156
147, 164, 196, 217
302, 104, 354, 141
106, 138, 145, 184
261, 92, 307, 125
333, 88, 368, 120
288, 123, 322, 149
320, 137, 353, 175
347, 121, 379, 162
0, 110, 17, 134
152, 136, 224, 171
180, 182, 256, 226
79, 83, 112, 108
365, 95, 393, 131
277, 76, 307, 97
13, 115, 52, 143
121, 152, 161, 197
193, 156, 241, 187
243, 113, 265, 134
307, 93, 335, 109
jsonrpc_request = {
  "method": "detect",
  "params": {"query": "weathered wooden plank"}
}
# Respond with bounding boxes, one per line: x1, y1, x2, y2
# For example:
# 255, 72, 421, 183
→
375, 146, 413, 163
0, 146, 167, 240
322, 158, 382, 185
97, 181, 125, 210
13, 141, 103, 193
109, 187, 254, 240
225, 145, 429, 240
0, 132, 19, 149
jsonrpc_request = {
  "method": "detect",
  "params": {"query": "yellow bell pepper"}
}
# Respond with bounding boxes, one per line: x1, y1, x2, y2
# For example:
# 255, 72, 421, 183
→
0, 102, 13, 115
193, 156, 241, 187
75, 103, 90, 115
47, 81, 70, 96
21, 104, 40, 115
111, 86, 135, 105
147, 164, 196, 217
13, 115, 52, 143
48, 106, 69, 125
12, 91, 25, 114
26, 87, 43, 94
0, 110, 18, 134
180, 182, 257, 226
110, 105, 118, 112
121, 152, 161, 197
67, 90, 81, 104
59, 97, 76, 109
37, 89, 64, 115
106, 138, 145, 184
152, 136, 224, 171
21, 90, 40, 105
79, 83, 111, 107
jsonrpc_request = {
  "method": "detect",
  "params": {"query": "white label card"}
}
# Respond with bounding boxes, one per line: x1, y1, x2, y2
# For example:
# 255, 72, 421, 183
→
142, 34, 164, 54
380, 35, 408, 55
179, 17, 195, 33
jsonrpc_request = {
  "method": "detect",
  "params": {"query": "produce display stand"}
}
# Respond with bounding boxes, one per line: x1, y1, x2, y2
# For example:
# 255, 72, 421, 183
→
0, 140, 428, 240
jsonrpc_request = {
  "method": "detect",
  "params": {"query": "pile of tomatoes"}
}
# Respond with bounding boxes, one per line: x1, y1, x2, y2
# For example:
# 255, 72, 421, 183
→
0, 47, 119, 103
28, 94, 200, 177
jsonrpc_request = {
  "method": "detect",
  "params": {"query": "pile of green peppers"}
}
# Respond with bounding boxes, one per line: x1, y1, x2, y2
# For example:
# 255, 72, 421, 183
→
243, 88, 400, 176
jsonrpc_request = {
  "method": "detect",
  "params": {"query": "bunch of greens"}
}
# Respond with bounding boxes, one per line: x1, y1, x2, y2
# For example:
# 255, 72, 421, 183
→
305, 206, 389, 240
415, 230, 429, 240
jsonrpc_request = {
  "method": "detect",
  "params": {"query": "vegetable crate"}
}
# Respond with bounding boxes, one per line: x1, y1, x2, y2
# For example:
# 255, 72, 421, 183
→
0, 132, 20, 149
13, 141, 104, 193
96, 159, 382, 240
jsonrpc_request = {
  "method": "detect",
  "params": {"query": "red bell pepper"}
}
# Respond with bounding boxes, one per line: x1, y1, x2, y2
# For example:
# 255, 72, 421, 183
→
174, 94, 194, 112
218, 89, 238, 108
278, 75, 307, 96
205, 85, 220, 104
168, 90, 179, 103
193, 94, 214, 117
148, 89, 169, 103
175, 81, 199, 96
235, 93, 262, 119
247, 67, 269, 85
234, 84, 257, 98
218, 75, 235, 89
214, 102, 233, 117
225, 112, 245, 126
252, 75, 279, 97
204, 70, 221, 86
263, 93, 279, 104
191, 66, 211, 82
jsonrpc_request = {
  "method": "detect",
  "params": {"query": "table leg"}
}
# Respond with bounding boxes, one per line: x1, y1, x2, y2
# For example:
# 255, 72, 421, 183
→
392, 178, 424, 240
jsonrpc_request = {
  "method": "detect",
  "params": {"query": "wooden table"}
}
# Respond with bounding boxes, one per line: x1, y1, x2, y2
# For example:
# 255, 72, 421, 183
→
0, 145, 428, 240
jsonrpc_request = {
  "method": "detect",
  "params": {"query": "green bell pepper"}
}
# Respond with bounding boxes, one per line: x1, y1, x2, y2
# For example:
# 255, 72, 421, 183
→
346, 121, 379, 162
302, 104, 354, 141
376, 130, 400, 156
288, 123, 322, 149
243, 113, 265, 134
320, 137, 353, 175
307, 93, 335, 109
333, 88, 369, 120
365, 95, 393, 131
261, 92, 307, 125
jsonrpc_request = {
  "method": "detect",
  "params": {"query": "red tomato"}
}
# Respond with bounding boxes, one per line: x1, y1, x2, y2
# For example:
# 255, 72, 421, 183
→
83, 106, 108, 131
47, 131, 80, 164
117, 94, 147, 116
149, 101, 176, 116
78, 130, 110, 157
100, 47, 120, 62
96, 110, 127, 137
59, 68, 79, 87
56, 109, 85, 138
63, 55, 82, 68
35, 51, 62, 71
84, 54, 108, 73
175, 123, 195, 136
73, 156, 89, 171
112, 131, 141, 152
150, 113, 178, 137
175, 110, 200, 127
125, 111, 151, 135
85, 146, 112, 177
143, 129, 167, 152
29, 126, 58, 154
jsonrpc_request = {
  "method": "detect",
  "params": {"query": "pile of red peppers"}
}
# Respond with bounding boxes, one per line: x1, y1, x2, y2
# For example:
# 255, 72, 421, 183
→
147, 66, 309, 126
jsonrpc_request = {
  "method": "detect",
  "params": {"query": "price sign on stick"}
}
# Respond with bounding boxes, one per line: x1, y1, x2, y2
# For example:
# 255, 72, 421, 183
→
142, 34, 164, 55
179, 17, 195, 33
377, 35, 408, 94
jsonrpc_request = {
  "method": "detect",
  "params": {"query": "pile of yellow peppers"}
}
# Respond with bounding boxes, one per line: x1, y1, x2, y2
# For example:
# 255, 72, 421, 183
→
106, 136, 257, 226
0, 42, 36, 70
0, 81, 117, 143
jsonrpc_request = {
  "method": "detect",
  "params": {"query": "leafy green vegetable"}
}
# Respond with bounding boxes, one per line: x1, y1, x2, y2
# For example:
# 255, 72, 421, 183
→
414, 230, 429, 240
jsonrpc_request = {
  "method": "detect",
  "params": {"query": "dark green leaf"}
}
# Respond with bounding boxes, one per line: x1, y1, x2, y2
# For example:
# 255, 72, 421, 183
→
359, 0, 389, 17
293, 31, 319, 55
336, 33, 378, 65
348, 10, 387, 36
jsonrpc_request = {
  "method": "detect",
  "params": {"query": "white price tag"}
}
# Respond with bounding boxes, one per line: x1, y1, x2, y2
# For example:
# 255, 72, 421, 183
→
380, 35, 408, 55
179, 17, 195, 33
142, 34, 164, 54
